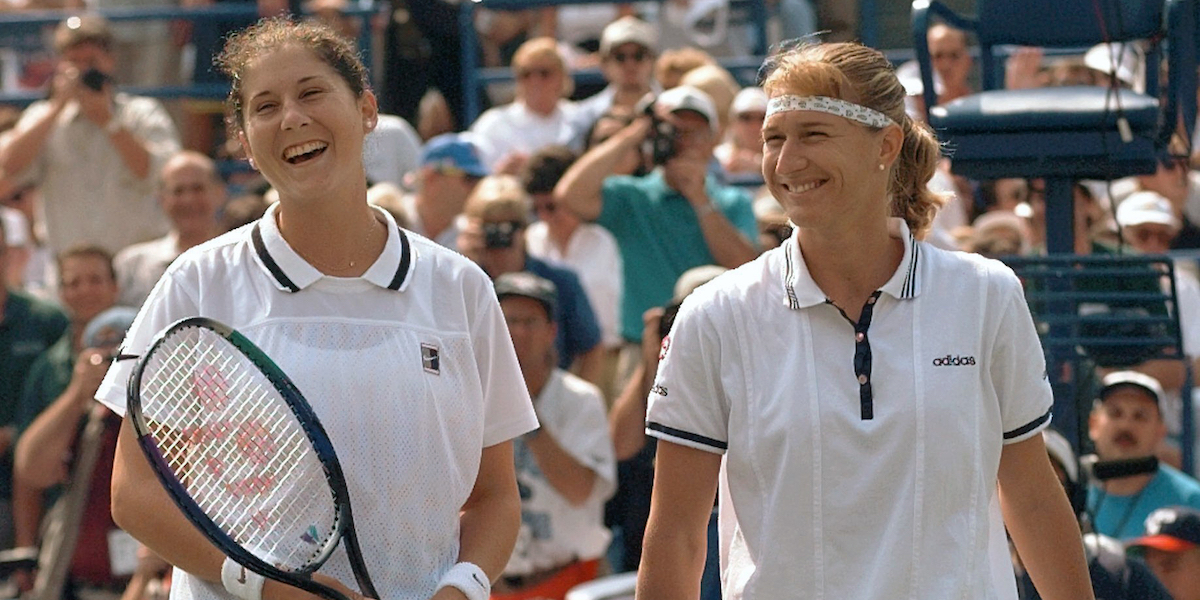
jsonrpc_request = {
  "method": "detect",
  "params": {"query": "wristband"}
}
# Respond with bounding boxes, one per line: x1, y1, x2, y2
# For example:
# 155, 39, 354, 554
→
437, 562, 489, 600
221, 557, 266, 600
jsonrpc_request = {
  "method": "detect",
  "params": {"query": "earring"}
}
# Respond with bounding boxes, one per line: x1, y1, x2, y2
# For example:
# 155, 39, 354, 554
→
248, 157, 257, 170
878, 163, 886, 171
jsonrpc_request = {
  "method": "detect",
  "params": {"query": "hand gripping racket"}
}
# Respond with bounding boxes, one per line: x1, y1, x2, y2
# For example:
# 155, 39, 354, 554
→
127, 317, 379, 600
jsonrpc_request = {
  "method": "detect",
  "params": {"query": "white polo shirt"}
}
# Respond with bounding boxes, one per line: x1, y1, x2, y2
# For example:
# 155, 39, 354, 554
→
97, 202, 538, 600
646, 218, 1053, 600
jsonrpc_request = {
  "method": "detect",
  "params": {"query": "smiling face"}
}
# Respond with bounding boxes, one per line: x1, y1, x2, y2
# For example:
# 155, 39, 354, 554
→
236, 44, 377, 205
761, 107, 901, 236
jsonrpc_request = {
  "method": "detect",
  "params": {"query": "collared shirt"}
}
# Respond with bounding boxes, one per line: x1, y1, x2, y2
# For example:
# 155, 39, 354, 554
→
469, 100, 577, 171
526, 222, 623, 348
114, 232, 180, 309
97, 202, 538, 600
598, 170, 758, 342
506, 369, 615, 576
646, 219, 1053, 600
10, 93, 181, 254
1086, 465, 1200, 540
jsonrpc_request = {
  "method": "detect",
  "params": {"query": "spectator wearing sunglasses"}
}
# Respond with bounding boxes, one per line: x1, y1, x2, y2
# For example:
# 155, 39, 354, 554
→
716, 87, 768, 178
470, 38, 578, 176
561, 17, 659, 152
1109, 136, 1200, 249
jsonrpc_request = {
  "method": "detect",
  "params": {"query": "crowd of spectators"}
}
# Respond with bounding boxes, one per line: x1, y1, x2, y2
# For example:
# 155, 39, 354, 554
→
1, 4, 1200, 600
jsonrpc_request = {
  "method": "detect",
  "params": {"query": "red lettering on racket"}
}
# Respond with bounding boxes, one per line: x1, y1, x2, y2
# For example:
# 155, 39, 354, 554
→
193, 364, 230, 409
225, 474, 276, 497
236, 421, 278, 466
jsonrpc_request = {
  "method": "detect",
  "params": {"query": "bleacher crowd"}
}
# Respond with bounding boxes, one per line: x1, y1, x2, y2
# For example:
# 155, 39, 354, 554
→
1, 2, 1200, 600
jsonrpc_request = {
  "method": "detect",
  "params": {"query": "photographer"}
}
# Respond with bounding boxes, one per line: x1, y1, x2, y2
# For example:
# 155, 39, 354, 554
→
0, 15, 180, 256
554, 86, 758, 352
458, 176, 605, 384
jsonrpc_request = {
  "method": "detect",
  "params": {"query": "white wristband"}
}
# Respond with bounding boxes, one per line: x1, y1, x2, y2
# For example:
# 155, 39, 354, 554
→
221, 557, 266, 600
437, 562, 489, 600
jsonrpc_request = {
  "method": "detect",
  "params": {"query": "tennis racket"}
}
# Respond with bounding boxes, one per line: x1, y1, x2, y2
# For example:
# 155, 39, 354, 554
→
127, 317, 379, 600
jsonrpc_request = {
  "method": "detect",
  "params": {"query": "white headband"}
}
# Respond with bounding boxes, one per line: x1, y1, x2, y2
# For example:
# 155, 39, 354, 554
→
766, 95, 896, 129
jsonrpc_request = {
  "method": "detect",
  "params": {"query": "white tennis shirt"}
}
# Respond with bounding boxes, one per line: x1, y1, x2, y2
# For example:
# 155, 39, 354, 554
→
97, 202, 538, 600
647, 219, 1053, 600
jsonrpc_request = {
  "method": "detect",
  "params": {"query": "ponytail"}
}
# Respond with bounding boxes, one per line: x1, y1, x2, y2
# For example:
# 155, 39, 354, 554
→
890, 115, 949, 238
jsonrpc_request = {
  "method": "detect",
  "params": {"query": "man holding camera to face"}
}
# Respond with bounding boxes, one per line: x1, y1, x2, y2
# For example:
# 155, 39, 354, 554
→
0, 15, 180, 256
554, 86, 758, 357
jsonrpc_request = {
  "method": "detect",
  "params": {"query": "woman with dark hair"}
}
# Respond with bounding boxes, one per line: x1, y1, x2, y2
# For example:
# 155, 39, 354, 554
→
99, 18, 536, 600
636, 42, 1094, 600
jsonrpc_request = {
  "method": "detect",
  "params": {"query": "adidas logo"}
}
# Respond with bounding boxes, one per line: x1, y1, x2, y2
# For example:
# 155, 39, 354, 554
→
932, 355, 976, 367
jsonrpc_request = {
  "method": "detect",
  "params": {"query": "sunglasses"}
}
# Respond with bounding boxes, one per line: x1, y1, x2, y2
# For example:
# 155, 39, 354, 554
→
610, 49, 649, 64
736, 112, 766, 123
534, 200, 557, 214
517, 67, 557, 80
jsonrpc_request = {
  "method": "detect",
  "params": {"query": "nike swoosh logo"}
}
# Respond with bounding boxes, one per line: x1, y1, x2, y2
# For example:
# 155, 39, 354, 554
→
470, 573, 486, 589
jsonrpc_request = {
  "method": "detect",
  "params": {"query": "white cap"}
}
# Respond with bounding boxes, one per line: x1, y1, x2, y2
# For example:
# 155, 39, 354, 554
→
673, 264, 728, 303
1084, 42, 1144, 89
1116, 190, 1180, 230
1100, 370, 1165, 407
656, 85, 719, 133
731, 87, 768, 115
599, 16, 657, 56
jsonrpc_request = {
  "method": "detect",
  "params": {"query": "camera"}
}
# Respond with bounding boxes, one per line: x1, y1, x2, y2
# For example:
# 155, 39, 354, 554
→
80, 68, 111, 92
635, 94, 678, 166
482, 221, 523, 249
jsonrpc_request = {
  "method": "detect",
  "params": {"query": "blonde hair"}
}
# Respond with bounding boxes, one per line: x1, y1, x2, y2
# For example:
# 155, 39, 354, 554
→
655, 47, 716, 89
463, 175, 532, 224
511, 37, 572, 99
761, 42, 947, 236
679, 64, 740, 131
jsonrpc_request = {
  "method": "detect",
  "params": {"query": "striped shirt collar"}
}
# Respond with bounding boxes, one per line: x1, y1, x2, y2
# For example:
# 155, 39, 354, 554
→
782, 217, 922, 310
250, 201, 414, 293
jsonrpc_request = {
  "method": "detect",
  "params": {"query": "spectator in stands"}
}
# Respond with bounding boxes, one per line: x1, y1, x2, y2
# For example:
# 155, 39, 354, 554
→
562, 17, 658, 151
366, 182, 411, 230
0, 223, 69, 548
1125, 148, 1200, 249
814, 0, 857, 42
14, 297, 133, 599
654, 47, 716, 91
583, 108, 644, 176
716, 87, 767, 177
964, 211, 1031, 259
458, 175, 603, 383
491, 272, 615, 600
1012, 429, 1172, 600
470, 38, 577, 175
1127, 506, 1200, 600
1, 197, 31, 291
679, 65, 741, 137
402, 133, 488, 248
554, 85, 757, 352
752, 192, 791, 251
522, 146, 623, 360
928, 23, 974, 106
114, 151, 226, 309
1087, 371, 1200, 539
0, 15, 182, 255
978, 178, 1030, 220
363, 113, 423, 187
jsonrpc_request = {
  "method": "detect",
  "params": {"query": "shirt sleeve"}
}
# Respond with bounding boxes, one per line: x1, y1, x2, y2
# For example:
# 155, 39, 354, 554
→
545, 375, 617, 501
470, 273, 539, 447
990, 270, 1054, 443
122, 97, 181, 192
645, 295, 731, 454
559, 268, 602, 365
597, 176, 637, 233
95, 264, 200, 417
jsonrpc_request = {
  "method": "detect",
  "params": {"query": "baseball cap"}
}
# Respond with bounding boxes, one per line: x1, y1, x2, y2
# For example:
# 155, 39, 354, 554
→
1084, 42, 1144, 90
599, 16, 657, 56
1116, 190, 1180, 230
419, 133, 488, 178
656, 86, 719, 134
1098, 370, 1164, 407
731, 87, 768, 115
495, 272, 558, 318
673, 264, 728, 303
1127, 506, 1200, 553
82, 306, 138, 350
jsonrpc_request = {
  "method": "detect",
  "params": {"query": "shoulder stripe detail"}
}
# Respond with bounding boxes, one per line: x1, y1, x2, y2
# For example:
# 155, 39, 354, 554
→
647, 422, 728, 450
783, 245, 800, 310
901, 235, 919, 298
251, 223, 300, 293
1003, 408, 1053, 440
387, 225, 412, 291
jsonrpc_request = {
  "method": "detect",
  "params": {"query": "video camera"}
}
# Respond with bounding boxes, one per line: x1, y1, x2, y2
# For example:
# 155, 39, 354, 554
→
635, 94, 678, 166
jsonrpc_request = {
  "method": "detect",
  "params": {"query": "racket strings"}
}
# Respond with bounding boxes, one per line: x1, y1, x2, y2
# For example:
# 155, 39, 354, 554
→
140, 326, 339, 571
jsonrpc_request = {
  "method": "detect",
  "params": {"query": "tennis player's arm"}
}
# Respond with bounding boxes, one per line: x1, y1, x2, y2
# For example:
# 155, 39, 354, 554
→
998, 434, 1094, 600
111, 417, 352, 600
454, 441, 522, 584
635, 440, 720, 600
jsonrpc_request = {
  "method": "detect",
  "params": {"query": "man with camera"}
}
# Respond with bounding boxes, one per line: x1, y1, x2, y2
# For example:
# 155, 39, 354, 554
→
554, 86, 758, 352
0, 15, 181, 256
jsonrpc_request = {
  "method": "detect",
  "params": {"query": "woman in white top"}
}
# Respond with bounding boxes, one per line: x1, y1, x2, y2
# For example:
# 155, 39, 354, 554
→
100, 18, 536, 600
636, 42, 1093, 600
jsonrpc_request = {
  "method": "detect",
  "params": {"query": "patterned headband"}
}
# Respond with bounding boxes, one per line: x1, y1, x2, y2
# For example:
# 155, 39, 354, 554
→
765, 95, 896, 129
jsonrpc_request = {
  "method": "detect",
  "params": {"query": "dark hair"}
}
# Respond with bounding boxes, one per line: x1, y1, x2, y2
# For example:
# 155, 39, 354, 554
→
522, 146, 577, 195
53, 15, 114, 54
216, 17, 369, 134
57, 244, 115, 282
761, 42, 948, 236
